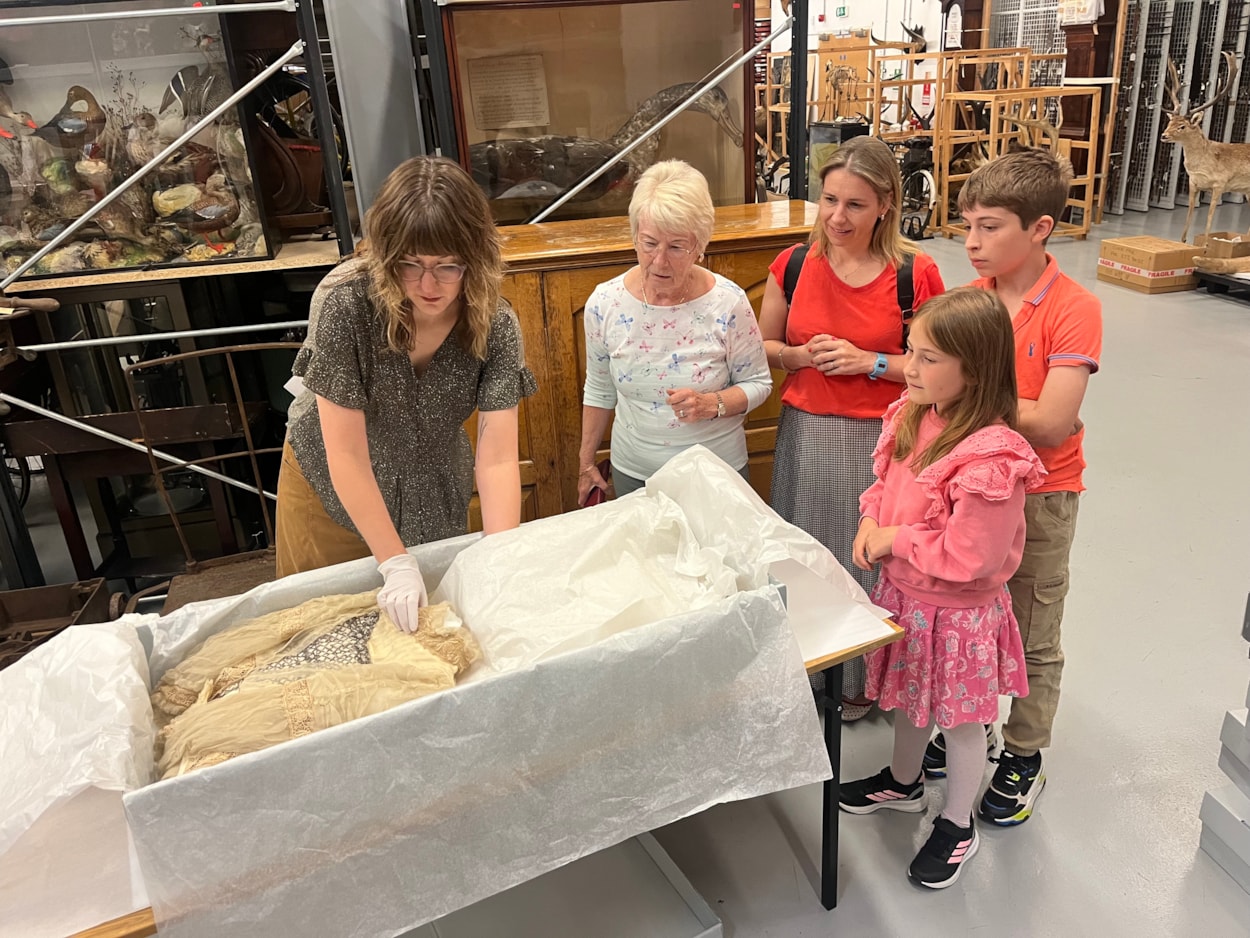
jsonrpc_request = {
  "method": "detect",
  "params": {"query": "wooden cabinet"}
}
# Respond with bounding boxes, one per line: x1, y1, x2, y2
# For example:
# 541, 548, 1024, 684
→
465, 201, 816, 527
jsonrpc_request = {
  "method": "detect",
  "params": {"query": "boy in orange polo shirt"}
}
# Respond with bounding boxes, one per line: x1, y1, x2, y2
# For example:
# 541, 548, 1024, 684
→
921, 149, 1102, 825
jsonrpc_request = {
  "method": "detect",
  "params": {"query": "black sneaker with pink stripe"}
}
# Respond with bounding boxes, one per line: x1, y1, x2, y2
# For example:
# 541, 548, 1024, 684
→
838, 766, 926, 814
908, 817, 980, 889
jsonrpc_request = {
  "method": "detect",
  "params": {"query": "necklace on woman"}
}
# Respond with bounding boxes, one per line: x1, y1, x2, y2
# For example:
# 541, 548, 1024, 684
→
829, 251, 875, 284
642, 277, 690, 309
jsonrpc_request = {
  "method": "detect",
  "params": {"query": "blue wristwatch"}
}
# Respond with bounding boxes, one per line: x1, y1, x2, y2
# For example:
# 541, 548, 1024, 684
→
868, 352, 888, 380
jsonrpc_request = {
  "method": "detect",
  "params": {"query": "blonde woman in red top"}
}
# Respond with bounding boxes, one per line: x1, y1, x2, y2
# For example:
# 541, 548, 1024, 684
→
758, 137, 944, 717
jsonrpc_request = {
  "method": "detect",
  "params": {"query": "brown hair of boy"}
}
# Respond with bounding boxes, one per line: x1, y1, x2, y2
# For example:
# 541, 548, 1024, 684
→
812, 136, 919, 267
957, 148, 1075, 230
894, 286, 1019, 470
353, 156, 504, 360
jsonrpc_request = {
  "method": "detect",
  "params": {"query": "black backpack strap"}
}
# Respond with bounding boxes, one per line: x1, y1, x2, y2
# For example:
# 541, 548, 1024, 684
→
783, 243, 810, 308
896, 254, 916, 347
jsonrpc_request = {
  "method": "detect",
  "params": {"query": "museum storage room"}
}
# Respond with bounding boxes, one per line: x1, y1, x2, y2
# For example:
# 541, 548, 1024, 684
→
1, 1, 1249, 937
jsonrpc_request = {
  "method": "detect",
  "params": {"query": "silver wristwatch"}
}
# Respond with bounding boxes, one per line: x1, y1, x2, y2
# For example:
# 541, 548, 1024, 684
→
714, 392, 726, 419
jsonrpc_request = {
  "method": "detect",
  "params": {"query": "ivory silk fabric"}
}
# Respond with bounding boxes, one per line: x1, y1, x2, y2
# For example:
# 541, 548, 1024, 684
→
152, 593, 480, 779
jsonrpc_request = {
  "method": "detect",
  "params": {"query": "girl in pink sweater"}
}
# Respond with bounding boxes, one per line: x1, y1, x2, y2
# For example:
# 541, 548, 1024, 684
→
839, 287, 1045, 889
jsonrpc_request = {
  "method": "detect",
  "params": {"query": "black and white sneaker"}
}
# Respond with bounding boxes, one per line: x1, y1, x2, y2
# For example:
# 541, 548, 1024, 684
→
839, 766, 925, 814
978, 749, 1046, 825
908, 817, 979, 889
921, 723, 998, 779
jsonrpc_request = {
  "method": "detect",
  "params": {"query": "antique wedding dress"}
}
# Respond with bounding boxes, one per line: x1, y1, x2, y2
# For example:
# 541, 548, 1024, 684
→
151, 592, 479, 779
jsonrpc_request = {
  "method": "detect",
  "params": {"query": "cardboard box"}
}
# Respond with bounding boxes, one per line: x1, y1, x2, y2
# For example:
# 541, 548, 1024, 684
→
1097, 236, 1198, 294
1196, 231, 1250, 259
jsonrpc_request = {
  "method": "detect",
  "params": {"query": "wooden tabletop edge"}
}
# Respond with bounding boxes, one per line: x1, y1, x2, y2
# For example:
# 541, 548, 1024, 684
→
70, 908, 157, 938
805, 619, 904, 674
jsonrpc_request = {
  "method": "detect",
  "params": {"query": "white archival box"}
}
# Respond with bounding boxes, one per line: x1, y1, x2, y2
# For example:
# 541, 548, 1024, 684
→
1, 448, 892, 937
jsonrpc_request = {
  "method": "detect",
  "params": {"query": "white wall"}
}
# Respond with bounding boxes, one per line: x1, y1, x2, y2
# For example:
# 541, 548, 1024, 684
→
771, 0, 944, 53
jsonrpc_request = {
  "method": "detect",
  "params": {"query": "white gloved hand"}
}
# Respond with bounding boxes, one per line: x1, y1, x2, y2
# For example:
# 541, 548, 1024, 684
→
377, 553, 428, 633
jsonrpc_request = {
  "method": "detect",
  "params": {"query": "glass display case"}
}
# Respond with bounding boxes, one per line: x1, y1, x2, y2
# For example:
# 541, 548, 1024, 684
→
0, 0, 275, 281
429, 0, 755, 225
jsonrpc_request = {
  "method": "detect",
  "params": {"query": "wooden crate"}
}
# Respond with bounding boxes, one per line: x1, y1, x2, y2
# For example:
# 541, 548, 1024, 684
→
935, 85, 1102, 241
0, 578, 111, 669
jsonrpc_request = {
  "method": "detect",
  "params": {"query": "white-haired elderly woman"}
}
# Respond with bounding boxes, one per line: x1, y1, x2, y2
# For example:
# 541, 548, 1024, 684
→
576, 160, 772, 503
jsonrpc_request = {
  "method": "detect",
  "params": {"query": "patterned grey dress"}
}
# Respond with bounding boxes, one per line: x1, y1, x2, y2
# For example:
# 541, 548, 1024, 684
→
287, 258, 537, 545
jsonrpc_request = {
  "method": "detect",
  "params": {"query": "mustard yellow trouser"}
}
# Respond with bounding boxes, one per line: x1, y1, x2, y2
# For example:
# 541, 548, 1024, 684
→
1001, 491, 1080, 756
275, 440, 372, 578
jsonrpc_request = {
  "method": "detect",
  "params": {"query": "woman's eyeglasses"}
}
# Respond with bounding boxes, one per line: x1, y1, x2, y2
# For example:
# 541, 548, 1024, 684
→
634, 240, 694, 261
397, 261, 467, 284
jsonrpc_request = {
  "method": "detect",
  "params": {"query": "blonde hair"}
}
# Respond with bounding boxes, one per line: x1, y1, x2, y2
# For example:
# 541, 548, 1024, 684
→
628, 160, 715, 251
812, 136, 917, 267
353, 156, 503, 360
893, 286, 1018, 470
957, 148, 1074, 230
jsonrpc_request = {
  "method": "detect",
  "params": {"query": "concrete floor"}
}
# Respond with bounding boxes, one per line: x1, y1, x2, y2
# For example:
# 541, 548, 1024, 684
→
654, 205, 1250, 937
9, 205, 1250, 935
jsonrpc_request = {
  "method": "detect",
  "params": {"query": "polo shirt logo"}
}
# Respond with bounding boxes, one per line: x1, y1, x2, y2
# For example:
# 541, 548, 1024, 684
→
1029, 342, 1035, 357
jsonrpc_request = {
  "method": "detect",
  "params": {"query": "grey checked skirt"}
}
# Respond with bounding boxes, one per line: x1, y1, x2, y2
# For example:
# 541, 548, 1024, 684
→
771, 405, 883, 699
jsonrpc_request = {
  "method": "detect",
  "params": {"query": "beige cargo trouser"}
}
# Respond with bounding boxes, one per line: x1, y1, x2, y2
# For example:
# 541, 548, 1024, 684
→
275, 440, 372, 578
1001, 490, 1080, 757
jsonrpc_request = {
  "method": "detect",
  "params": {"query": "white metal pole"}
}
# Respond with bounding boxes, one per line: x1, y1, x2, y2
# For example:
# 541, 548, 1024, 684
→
0, 1, 296, 29
17, 321, 309, 354
0, 393, 276, 501
0, 40, 306, 291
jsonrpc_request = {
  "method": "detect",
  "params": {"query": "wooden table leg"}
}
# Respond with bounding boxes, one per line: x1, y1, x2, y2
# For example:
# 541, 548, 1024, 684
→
0, 448, 43, 587
44, 455, 95, 580
821, 661, 844, 910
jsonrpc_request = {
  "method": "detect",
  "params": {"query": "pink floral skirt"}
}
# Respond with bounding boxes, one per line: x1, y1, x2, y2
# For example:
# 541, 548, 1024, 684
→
864, 575, 1029, 729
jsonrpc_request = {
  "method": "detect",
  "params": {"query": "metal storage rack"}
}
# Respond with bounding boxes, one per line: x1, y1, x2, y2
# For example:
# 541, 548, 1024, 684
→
1107, 0, 1143, 213
1122, 1, 1174, 212
1114, 0, 1249, 214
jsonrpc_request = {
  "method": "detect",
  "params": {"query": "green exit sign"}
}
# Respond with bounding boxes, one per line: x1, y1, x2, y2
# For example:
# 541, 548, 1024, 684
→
835, 6, 848, 16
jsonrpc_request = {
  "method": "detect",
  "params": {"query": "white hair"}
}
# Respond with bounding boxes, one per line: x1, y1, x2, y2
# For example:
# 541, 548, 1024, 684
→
627, 160, 715, 250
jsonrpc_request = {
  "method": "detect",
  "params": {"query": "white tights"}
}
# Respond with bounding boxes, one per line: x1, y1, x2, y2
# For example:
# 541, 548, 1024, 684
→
891, 718, 986, 828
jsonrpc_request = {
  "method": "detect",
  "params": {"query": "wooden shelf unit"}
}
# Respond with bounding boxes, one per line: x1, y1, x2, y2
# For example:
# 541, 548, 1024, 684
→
869, 51, 943, 142
938, 46, 1034, 98
935, 85, 1102, 241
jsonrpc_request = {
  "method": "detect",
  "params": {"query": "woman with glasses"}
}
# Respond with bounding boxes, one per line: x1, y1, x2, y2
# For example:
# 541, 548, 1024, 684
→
276, 156, 536, 632
576, 160, 771, 503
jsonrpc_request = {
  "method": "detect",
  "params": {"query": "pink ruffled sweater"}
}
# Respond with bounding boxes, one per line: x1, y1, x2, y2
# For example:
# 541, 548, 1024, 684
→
859, 396, 1047, 608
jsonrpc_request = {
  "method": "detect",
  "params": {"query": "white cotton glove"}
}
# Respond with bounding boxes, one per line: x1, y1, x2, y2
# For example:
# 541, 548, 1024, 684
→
377, 553, 428, 633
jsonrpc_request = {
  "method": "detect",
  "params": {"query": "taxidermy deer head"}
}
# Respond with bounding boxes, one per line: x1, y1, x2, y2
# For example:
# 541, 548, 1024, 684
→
1160, 52, 1250, 242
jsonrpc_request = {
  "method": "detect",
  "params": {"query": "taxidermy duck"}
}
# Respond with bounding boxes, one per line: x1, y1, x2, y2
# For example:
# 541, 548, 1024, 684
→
125, 112, 160, 167
161, 62, 231, 121
153, 183, 203, 218
35, 86, 106, 150
468, 82, 743, 202
20, 204, 68, 242
155, 173, 239, 248
96, 205, 155, 245
0, 87, 36, 139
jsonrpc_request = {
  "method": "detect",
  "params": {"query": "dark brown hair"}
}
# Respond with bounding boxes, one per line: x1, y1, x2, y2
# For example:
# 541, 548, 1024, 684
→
894, 287, 1018, 470
354, 156, 503, 359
